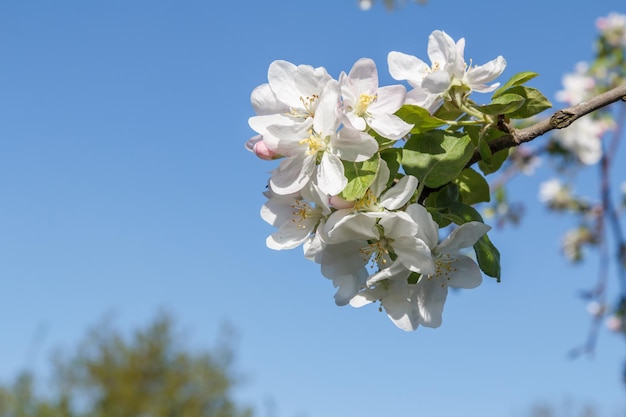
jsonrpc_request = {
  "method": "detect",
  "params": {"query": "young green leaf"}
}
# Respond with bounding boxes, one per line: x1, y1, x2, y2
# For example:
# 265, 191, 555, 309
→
474, 234, 501, 281
503, 86, 552, 119
402, 130, 474, 188
492, 71, 539, 99
340, 155, 380, 201
476, 93, 525, 115
395, 104, 447, 133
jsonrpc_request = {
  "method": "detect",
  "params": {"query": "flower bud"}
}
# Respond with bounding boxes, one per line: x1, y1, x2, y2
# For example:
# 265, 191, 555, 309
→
329, 195, 355, 210
245, 135, 281, 160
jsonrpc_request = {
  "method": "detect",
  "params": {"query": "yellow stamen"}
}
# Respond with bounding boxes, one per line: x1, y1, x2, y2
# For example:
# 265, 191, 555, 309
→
298, 129, 327, 156
355, 93, 377, 117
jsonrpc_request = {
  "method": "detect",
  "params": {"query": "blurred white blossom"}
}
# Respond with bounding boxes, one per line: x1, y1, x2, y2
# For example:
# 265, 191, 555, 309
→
555, 62, 595, 106
596, 12, 626, 47
552, 116, 610, 165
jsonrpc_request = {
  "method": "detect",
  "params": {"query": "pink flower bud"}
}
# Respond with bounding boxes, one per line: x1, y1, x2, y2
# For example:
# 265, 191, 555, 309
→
329, 195, 355, 210
245, 135, 281, 160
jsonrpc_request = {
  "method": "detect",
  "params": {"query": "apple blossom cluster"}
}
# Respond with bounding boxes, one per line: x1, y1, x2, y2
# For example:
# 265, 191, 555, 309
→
245, 30, 526, 331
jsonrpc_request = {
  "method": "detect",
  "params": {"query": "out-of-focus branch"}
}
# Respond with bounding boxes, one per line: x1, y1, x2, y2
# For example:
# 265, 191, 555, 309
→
570, 94, 626, 359
468, 84, 626, 166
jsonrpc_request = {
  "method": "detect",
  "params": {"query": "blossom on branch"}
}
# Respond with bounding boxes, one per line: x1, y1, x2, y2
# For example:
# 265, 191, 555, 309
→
387, 30, 506, 111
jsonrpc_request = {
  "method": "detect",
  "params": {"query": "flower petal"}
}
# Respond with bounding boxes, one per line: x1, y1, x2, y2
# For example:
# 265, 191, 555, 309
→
269, 154, 315, 195
317, 153, 347, 196
367, 112, 413, 140
387, 51, 429, 86
416, 277, 448, 328
445, 256, 483, 289
437, 221, 491, 254
405, 204, 439, 249
379, 175, 418, 210
331, 128, 378, 162
464, 56, 506, 93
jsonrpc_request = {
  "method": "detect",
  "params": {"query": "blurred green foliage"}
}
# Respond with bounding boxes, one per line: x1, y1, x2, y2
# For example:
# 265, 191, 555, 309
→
0, 314, 253, 417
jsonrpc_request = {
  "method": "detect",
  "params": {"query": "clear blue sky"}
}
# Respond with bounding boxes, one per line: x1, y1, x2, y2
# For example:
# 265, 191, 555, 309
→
1, 1, 626, 416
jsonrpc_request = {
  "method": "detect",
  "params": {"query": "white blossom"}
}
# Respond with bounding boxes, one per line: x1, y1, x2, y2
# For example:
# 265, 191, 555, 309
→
339, 58, 413, 140
387, 30, 506, 111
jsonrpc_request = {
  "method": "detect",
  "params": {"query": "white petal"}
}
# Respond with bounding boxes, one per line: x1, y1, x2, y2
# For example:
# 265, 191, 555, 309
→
314, 80, 341, 135
260, 194, 301, 227
267, 60, 299, 107
405, 204, 438, 249
371, 85, 406, 113
382, 279, 421, 331
427, 30, 457, 69
251, 83, 289, 115
366, 259, 411, 285
332, 128, 378, 162
369, 158, 390, 198
393, 236, 435, 275
350, 286, 385, 307
332, 268, 368, 306
265, 120, 313, 156
367, 112, 413, 140
379, 211, 418, 238
422, 71, 451, 95
416, 277, 448, 328
387, 51, 429, 86
324, 211, 379, 243
379, 175, 418, 210
345, 112, 367, 131
437, 222, 491, 254
317, 153, 347, 196
464, 56, 507, 93
444, 256, 483, 289
269, 154, 315, 195
347, 57, 379, 93
266, 220, 314, 250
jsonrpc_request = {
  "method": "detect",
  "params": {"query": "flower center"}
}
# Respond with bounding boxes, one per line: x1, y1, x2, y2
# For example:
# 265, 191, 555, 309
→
290, 199, 322, 230
430, 254, 458, 287
354, 93, 377, 117
290, 94, 319, 119
298, 129, 328, 156
354, 189, 378, 211
360, 237, 394, 270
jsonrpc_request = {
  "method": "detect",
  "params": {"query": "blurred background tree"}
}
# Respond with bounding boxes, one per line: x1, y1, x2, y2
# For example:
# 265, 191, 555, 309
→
0, 313, 253, 417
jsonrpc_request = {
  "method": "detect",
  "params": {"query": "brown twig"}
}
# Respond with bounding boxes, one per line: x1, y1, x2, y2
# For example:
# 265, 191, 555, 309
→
467, 84, 626, 166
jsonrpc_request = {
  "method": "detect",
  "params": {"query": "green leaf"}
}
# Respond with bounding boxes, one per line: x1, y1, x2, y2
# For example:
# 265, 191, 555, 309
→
454, 168, 490, 205
395, 104, 447, 133
446, 202, 483, 223
340, 155, 380, 201
477, 134, 492, 165
465, 125, 509, 175
478, 147, 509, 175
401, 130, 474, 188
474, 234, 501, 281
380, 148, 401, 188
476, 93, 525, 115
492, 71, 539, 99
502, 86, 552, 119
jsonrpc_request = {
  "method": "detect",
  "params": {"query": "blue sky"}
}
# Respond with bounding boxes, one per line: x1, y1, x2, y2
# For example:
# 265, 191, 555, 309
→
1, 1, 626, 416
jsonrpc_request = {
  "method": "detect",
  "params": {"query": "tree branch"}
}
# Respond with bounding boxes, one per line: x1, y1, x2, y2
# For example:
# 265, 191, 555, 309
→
467, 84, 626, 166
